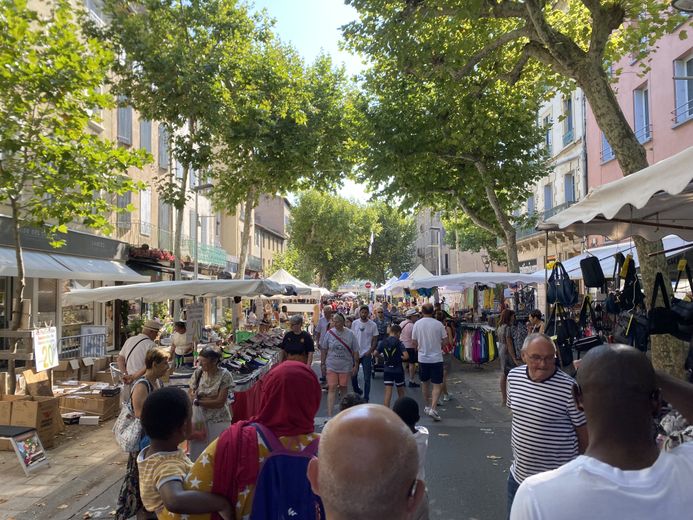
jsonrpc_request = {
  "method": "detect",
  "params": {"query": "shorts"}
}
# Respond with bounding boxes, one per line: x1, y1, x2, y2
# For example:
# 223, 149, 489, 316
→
406, 348, 418, 364
326, 370, 350, 387
383, 371, 405, 387
419, 362, 444, 385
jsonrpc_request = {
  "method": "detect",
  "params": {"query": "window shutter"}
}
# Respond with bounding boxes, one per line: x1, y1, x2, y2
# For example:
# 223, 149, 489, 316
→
158, 126, 169, 168
544, 184, 553, 211
140, 188, 151, 236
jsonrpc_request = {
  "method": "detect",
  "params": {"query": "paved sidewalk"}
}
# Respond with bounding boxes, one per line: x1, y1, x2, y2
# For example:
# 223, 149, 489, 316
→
0, 419, 126, 520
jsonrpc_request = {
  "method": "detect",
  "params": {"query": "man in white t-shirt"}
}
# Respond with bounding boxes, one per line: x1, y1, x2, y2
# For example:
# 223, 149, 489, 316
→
411, 303, 447, 421
511, 344, 693, 520
117, 319, 160, 399
350, 305, 379, 402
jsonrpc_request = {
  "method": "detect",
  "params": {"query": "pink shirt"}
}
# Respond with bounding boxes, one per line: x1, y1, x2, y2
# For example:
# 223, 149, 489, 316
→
400, 319, 415, 349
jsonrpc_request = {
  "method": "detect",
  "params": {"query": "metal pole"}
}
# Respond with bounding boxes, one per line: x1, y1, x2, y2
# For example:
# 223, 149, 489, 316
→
194, 188, 199, 280
437, 229, 443, 276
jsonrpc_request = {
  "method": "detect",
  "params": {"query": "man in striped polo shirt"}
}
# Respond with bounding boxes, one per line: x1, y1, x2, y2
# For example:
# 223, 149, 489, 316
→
505, 333, 588, 517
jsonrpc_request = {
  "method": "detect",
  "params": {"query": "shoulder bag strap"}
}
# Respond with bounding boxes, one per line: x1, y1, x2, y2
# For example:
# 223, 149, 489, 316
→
252, 422, 286, 453
328, 329, 355, 359
673, 263, 693, 294
125, 337, 149, 367
650, 272, 671, 310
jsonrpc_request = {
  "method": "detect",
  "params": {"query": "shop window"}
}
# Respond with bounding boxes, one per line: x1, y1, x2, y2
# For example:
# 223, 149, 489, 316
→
62, 280, 94, 338
37, 278, 57, 327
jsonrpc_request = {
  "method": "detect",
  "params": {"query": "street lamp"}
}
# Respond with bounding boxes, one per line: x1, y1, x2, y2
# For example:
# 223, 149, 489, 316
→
672, 0, 693, 12
429, 226, 443, 276
192, 182, 214, 280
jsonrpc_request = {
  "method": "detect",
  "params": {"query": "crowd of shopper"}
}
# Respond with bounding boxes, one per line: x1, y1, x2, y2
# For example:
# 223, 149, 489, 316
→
115, 300, 693, 520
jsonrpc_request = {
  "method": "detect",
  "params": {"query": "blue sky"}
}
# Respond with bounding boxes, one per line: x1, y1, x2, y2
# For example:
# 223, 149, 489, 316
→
250, 0, 370, 204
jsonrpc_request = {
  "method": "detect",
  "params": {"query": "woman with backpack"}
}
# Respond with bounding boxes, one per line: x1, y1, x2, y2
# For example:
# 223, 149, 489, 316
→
181, 361, 324, 520
115, 348, 169, 520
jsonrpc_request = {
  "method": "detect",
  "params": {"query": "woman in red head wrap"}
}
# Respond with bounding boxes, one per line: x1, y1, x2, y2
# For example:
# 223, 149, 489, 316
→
170, 361, 322, 520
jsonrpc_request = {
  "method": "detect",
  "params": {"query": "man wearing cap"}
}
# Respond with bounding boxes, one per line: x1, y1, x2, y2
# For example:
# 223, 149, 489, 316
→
280, 314, 315, 365
401, 308, 420, 388
117, 320, 160, 398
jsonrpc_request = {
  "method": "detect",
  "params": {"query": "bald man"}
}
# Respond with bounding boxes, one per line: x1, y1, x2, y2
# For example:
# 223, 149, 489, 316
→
308, 404, 425, 520
511, 344, 693, 519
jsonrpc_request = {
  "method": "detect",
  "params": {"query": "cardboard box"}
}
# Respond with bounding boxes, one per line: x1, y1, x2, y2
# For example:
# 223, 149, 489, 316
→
10, 396, 59, 448
0, 395, 31, 450
22, 369, 53, 397
93, 357, 109, 372
59, 392, 120, 421
78, 358, 94, 382
93, 371, 114, 383
53, 359, 80, 382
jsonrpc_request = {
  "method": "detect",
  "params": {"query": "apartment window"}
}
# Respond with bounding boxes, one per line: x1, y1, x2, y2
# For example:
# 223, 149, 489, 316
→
85, 0, 105, 24
117, 96, 133, 145
601, 132, 615, 162
564, 173, 575, 203
189, 167, 197, 189
674, 56, 693, 124
175, 160, 184, 180
140, 188, 152, 236
139, 119, 152, 153
116, 192, 131, 230
158, 125, 169, 169
544, 184, 553, 212
633, 86, 651, 143
200, 217, 208, 246
86, 85, 104, 125
254, 230, 260, 247
543, 115, 553, 154
562, 96, 574, 146
527, 195, 535, 215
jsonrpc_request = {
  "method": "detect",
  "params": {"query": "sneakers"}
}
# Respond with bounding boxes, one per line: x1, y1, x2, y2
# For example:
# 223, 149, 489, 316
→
424, 406, 431, 415
407, 381, 420, 388
428, 408, 442, 421
443, 393, 451, 402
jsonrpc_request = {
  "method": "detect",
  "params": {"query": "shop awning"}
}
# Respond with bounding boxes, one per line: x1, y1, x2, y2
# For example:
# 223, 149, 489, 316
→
538, 146, 693, 241
63, 278, 290, 305
52, 253, 150, 283
0, 247, 148, 282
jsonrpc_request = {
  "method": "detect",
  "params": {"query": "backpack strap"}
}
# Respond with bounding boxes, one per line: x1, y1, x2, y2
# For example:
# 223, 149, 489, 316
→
253, 423, 287, 453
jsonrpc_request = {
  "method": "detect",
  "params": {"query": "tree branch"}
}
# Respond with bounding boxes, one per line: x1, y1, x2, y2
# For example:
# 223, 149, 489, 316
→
500, 47, 531, 84
481, 0, 527, 19
474, 160, 515, 238
456, 197, 499, 236
451, 26, 530, 81
589, 3, 625, 58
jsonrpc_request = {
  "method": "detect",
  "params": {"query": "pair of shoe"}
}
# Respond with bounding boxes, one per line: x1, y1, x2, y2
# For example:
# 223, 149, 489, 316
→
443, 393, 451, 402
407, 381, 420, 388
428, 408, 442, 421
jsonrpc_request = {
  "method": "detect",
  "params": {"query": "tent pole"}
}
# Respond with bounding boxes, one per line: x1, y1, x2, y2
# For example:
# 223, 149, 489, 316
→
544, 231, 549, 319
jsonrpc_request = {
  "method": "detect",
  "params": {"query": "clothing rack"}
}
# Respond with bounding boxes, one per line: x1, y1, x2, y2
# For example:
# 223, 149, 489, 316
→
453, 322, 497, 365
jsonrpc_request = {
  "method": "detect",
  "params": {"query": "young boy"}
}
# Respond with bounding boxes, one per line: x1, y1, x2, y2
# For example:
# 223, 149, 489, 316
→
138, 387, 231, 519
376, 324, 409, 407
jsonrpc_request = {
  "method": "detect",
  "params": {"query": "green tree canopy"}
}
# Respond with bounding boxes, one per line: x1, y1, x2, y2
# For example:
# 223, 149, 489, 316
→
0, 0, 147, 328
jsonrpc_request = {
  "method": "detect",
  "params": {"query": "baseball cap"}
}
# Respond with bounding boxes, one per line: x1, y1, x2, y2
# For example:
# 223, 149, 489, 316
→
405, 309, 419, 317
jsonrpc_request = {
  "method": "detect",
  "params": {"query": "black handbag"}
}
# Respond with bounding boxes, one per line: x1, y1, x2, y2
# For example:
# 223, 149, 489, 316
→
546, 304, 580, 368
613, 310, 649, 352
619, 254, 644, 310
648, 272, 679, 336
580, 256, 606, 290
604, 253, 625, 314
671, 263, 693, 342
547, 262, 579, 307
573, 335, 603, 357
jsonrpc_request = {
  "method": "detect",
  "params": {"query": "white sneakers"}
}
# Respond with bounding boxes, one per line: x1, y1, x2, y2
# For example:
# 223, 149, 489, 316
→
428, 408, 441, 421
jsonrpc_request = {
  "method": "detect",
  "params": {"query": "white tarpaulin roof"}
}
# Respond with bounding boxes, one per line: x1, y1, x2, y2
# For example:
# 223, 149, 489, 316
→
539, 146, 693, 241
268, 268, 310, 289
0, 247, 148, 282
412, 272, 539, 290
63, 279, 289, 305
309, 285, 332, 297
530, 235, 693, 281
375, 276, 398, 296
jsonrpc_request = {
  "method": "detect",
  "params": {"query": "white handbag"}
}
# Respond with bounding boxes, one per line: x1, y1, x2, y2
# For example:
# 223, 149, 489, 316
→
113, 378, 152, 452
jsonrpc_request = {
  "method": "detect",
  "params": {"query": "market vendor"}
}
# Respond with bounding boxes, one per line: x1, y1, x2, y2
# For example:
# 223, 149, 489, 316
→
280, 314, 315, 365
169, 321, 192, 368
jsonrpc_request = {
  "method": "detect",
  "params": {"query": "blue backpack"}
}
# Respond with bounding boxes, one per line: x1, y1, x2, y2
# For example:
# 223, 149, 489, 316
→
250, 423, 325, 520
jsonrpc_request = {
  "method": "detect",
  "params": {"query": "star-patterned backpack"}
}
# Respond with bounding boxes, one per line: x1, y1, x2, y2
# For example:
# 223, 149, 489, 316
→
250, 423, 325, 519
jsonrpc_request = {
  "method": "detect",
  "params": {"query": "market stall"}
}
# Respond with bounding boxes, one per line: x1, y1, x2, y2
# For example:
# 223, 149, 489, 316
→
389, 265, 434, 296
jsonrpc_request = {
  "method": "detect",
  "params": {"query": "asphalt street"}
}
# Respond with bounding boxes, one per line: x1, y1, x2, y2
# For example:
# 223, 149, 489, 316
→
30, 359, 512, 520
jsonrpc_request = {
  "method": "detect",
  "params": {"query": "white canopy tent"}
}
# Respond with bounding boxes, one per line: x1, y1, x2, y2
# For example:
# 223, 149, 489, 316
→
63, 279, 291, 305
390, 265, 435, 296
267, 268, 322, 299
530, 235, 693, 281
309, 285, 332, 297
538, 146, 693, 241
412, 272, 540, 291
375, 276, 398, 296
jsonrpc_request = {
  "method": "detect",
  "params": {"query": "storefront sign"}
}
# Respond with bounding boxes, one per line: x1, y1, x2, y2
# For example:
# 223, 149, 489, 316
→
186, 303, 204, 346
33, 327, 58, 372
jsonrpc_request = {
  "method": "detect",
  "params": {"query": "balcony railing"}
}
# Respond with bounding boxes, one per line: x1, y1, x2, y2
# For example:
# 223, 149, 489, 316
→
634, 124, 652, 144
672, 99, 693, 125
562, 129, 574, 147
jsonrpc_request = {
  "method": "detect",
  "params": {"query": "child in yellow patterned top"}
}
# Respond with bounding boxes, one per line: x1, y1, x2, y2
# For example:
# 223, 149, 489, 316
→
138, 387, 232, 520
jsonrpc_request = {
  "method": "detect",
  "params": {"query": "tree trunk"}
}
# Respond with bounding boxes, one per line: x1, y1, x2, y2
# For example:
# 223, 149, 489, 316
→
577, 62, 685, 378
10, 200, 26, 331
475, 161, 520, 273
173, 160, 188, 319
235, 187, 256, 280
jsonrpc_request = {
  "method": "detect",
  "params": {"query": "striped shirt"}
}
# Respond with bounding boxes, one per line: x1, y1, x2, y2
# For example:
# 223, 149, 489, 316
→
507, 366, 586, 483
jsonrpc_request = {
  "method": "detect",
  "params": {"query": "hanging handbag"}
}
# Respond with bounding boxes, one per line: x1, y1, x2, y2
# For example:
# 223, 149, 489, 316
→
545, 304, 579, 368
580, 256, 606, 290
547, 262, 579, 307
671, 261, 693, 341
578, 295, 598, 336
648, 272, 679, 336
113, 379, 152, 453
619, 254, 644, 310
613, 310, 649, 352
